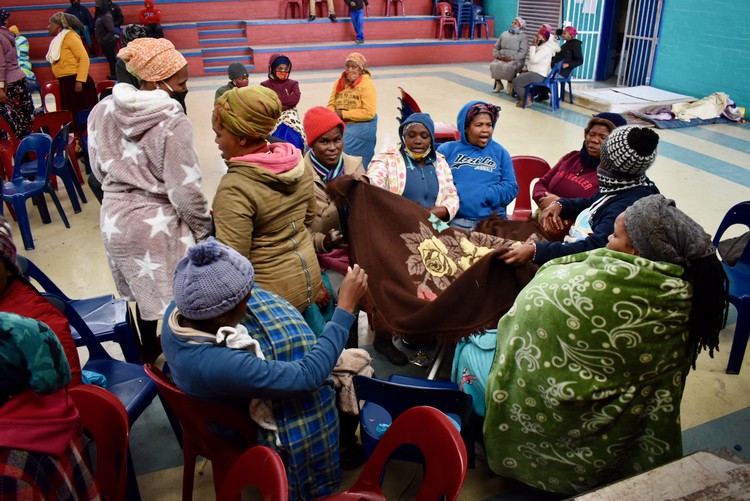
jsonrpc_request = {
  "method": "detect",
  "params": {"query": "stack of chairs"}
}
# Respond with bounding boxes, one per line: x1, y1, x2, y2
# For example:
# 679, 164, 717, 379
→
452, 0, 474, 39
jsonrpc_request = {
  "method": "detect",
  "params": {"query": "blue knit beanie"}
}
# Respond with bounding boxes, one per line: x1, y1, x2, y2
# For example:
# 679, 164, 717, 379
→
173, 238, 254, 321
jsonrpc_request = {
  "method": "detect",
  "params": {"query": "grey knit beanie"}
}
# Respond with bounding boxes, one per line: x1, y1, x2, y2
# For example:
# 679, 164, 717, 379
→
173, 237, 254, 320
599, 125, 659, 178
227, 62, 248, 80
623, 195, 715, 265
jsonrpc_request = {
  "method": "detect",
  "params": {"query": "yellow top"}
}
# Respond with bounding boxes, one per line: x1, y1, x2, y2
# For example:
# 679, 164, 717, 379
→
51, 31, 90, 83
327, 73, 377, 123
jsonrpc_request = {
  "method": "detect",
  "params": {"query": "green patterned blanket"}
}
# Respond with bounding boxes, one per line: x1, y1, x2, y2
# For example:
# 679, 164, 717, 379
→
484, 248, 694, 495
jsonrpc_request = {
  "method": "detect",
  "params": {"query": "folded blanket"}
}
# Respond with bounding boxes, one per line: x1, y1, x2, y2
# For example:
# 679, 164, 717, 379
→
327, 176, 538, 341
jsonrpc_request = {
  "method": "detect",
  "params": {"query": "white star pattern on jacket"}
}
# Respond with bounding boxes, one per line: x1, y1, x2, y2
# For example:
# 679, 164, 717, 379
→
101, 212, 122, 243
88, 84, 212, 322
181, 163, 202, 186
134, 251, 162, 280
144, 207, 175, 237
121, 137, 142, 162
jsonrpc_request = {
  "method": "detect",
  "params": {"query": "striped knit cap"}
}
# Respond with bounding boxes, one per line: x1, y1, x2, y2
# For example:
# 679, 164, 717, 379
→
599, 125, 659, 178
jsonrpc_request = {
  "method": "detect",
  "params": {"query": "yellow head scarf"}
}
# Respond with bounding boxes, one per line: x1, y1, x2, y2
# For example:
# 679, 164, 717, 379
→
214, 85, 281, 140
118, 38, 187, 82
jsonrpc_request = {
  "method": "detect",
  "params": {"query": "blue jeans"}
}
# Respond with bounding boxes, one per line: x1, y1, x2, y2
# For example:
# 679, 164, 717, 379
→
350, 8, 364, 41
449, 217, 478, 231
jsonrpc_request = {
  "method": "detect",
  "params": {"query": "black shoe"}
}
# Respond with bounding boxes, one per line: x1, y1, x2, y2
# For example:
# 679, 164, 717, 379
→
340, 443, 366, 470
329, 13, 337, 21
308, 15, 316, 21
373, 336, 408, 365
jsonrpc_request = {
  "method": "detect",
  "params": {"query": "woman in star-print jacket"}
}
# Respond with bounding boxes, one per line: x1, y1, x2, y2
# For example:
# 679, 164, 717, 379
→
89, 39, 212, 362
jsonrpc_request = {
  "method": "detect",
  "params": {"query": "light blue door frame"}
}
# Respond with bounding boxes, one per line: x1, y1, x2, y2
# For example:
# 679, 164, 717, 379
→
563, 0, 606, 81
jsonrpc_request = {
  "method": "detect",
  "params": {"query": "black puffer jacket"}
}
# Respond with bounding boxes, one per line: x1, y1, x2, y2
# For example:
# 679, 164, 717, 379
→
552, 38, 583, 78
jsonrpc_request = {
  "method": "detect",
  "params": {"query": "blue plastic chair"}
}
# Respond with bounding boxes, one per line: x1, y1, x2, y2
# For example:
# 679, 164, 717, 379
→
452, 0, 473, 39
17, 255, 141, 364
523, 61, 564, 111
471, 6, 488, 39
713, 201, 750, 374
555, 68, 576, 104
75, 109, 92, 174
2, 133, 70, 250
44, 293, 157, 500
21, 123, 86, 213
354, 374, 475, 468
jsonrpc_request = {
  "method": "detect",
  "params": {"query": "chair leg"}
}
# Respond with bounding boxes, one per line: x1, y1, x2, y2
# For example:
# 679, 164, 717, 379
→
182, 447, 197, 501
59, 171, 82, 213
727, 300, 750, 375
126, 446, 143, 501
11, 198, 35, 250
67, 160, 87, 204
46, 187, 71, 228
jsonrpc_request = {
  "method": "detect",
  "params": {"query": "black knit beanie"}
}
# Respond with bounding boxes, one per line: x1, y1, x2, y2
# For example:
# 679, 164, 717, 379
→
599, 125, 659, 178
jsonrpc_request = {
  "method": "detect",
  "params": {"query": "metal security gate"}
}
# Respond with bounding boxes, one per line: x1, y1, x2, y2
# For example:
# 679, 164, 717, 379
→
517, 0, 561, 44
562, 0, 606, 81
617, 0, 663, 86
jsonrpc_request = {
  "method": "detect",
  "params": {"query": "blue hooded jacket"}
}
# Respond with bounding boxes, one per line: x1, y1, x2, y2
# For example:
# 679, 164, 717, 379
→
437, 101, 518, 220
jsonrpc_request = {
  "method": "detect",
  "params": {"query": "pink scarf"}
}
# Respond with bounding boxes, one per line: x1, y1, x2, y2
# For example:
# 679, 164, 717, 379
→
230, 142, 301, 175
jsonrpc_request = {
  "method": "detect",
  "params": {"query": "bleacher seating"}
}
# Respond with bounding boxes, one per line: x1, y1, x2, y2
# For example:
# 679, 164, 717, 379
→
10, 0, 494, 79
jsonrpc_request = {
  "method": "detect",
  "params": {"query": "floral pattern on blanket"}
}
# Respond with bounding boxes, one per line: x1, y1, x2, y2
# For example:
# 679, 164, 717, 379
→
402, 220, 515, 297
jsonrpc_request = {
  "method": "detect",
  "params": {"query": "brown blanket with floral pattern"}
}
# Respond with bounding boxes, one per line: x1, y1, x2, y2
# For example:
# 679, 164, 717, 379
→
327, 177, 541, 341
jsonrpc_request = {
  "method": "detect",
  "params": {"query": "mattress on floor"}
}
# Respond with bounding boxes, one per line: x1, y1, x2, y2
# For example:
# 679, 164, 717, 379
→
575, 85, 695, 114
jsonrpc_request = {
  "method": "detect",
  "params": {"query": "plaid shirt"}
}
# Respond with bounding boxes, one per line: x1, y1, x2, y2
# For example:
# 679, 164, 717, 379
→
244, 286, 340, 501
0, 437, 100, 500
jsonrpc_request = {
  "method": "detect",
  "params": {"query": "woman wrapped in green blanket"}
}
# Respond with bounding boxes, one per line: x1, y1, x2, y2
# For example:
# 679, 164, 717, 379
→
468, 194, 728, 495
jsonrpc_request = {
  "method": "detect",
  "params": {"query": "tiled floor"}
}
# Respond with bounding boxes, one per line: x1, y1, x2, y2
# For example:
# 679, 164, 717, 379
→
12, 62, 750, 499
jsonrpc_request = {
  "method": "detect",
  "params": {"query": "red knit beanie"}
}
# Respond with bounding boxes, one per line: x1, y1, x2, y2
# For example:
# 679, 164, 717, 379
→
303, 106, 345, 147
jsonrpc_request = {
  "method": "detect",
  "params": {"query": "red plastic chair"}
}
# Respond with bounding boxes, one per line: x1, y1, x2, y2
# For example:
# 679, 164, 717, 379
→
96, 79, 116, 96
284, 0, 304, 19
319, 406, 468, 501
41, 80, 61, 113
69, 385, 129, 501
0, 117, 18, 181
216, 446, 288, 501
437, 2, 457, 40
397, 87, 460, 144
385, 0, 405, 16
143, 364, 259, 500
509, 155, 551, 221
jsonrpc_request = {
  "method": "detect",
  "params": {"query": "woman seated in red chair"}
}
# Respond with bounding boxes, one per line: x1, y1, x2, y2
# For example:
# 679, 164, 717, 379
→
531, 112, 626, 238
0, 217, 82, 385
0, 312, 98, 498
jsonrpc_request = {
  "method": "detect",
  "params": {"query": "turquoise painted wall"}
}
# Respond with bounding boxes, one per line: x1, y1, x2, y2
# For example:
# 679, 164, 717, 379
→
651, 0, 750, 108
485, 0, 517, 38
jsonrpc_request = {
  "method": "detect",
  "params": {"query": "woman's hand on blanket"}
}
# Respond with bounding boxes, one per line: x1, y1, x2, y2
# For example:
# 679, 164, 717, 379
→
74, 81, 83, 93
428, 206, 449, 221
315, 286, 332, 310
541, 201, 564, 232
537, 192, 559, 211
350, 172, 370, 184
338, 264, 368, 313
501, 243, 535, 265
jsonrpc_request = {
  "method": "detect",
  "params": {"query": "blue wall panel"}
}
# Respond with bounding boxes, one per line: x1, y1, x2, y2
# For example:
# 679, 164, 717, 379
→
486, 0, 517, 38
651, 0, 750, 109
